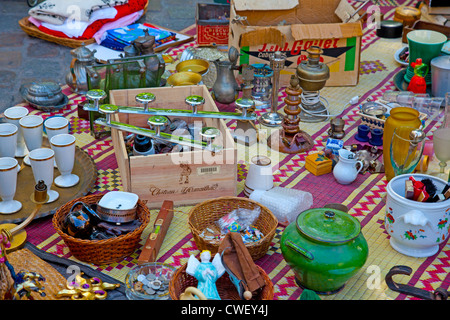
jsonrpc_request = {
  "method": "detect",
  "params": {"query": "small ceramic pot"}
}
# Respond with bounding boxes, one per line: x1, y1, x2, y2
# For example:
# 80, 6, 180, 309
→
385, 173, 450, 258
280, 208, 369, 294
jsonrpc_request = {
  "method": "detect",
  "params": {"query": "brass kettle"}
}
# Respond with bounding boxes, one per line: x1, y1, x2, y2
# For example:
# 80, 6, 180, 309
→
296, 46, 329, 92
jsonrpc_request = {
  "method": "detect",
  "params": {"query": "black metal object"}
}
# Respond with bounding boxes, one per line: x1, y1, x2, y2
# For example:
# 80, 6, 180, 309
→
385, 265, 449, 300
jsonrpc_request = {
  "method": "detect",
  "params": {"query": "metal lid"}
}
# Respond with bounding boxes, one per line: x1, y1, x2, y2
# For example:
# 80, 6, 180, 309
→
71, 44, 96, 61
296, 208, 361, 243
431, 55, 450, 70
27, 81, 61, 97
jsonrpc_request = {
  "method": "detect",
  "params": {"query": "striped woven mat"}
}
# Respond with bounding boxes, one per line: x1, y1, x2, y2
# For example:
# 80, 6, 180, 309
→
15, 0, 450, 300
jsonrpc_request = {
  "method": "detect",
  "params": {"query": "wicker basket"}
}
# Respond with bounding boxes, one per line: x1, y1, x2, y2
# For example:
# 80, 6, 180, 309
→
18, 1, 148, 48
52, 193, 151, 265
168, 262, 274, 300
188, 197, 278, 260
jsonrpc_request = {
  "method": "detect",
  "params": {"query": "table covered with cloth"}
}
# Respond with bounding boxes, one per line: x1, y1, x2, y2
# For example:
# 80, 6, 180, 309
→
9, 0, 450, 300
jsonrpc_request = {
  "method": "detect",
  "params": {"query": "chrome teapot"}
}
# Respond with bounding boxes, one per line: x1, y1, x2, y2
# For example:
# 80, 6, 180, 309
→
65, 44, 97, 94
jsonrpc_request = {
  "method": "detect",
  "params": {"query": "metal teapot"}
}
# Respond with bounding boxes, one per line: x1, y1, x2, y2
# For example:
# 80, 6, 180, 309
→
211, 47, 241, 104
65, 44, 97, 94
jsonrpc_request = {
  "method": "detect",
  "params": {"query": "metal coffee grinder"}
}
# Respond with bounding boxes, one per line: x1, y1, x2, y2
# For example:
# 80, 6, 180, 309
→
297, 46, 330, 123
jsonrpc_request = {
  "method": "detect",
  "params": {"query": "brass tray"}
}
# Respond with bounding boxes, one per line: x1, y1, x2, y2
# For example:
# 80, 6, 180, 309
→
0, 141, 97, 224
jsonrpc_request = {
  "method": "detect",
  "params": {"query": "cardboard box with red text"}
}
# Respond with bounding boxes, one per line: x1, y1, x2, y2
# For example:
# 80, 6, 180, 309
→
228, 0, 363, 87
196, 3, 230, 46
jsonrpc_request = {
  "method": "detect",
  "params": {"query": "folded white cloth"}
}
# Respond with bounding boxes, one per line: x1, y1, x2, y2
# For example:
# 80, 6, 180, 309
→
29, 7, 118, 38
29, 0, 127, 25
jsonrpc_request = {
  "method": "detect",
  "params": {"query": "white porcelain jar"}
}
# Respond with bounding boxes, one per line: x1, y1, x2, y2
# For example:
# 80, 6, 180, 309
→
385, 173, 450, 258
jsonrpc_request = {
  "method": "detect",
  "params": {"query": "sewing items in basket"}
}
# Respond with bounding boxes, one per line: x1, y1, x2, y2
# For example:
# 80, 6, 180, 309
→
62, 191, 142, 240
198, 207, 264, 244
405, 176, 450, 203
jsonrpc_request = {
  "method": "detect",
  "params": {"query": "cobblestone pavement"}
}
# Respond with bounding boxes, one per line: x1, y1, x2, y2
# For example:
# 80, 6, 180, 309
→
0, 0, 215, 112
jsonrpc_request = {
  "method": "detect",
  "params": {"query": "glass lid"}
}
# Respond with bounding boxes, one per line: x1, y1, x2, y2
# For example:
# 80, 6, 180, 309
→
296, 208, 361, 243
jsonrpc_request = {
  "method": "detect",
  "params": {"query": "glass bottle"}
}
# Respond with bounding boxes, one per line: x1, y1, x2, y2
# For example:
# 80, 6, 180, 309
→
383, 107, 422, 181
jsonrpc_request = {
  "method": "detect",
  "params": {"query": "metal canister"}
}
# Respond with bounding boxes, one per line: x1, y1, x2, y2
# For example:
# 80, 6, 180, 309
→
431, 55, 450, 98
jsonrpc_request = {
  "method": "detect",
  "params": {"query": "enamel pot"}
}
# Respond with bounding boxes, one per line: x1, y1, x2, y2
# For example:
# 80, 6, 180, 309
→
280, 208, 369, 294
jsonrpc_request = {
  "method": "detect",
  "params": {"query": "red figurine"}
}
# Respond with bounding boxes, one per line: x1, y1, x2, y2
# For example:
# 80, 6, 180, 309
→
407, 58, 428, 94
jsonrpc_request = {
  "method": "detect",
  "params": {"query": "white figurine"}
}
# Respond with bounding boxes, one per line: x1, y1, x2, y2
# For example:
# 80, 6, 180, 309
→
186, 250, 225, 300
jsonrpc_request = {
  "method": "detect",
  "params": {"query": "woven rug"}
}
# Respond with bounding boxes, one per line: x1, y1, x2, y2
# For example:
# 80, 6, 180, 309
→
10, 0, 450, 300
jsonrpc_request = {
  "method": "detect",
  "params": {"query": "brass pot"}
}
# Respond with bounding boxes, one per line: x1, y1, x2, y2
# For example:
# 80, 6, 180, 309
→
296, 46, 330, 92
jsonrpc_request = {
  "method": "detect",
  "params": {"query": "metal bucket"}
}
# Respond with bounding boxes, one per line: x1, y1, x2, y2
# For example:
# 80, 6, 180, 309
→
431, 55, 450, 98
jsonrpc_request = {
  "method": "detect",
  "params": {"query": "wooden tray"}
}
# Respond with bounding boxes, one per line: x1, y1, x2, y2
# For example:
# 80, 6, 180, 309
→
0, 141, 97, 224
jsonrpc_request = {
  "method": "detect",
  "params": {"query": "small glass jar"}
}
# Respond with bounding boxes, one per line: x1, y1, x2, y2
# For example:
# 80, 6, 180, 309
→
125, 263, 176, 300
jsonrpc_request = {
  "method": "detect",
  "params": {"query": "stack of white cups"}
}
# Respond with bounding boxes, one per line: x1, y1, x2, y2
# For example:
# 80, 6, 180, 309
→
0, 107, 78, 214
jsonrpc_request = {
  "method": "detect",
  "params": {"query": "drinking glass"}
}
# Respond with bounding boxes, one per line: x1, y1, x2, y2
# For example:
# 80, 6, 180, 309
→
442, 92, 450, 129
413, 96, 444, 123
0, 157, 22, 214
19, 114, 44, 166
50, 134, 79, 188
390, 126, 425, 176
29, 148, 59, 203
431, 127, 450, 180
4, 106, 29, 157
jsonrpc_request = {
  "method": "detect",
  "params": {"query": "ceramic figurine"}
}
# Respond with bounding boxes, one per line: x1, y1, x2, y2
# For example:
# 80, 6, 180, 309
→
407, 58, 428, 94
185, 250, 225, 300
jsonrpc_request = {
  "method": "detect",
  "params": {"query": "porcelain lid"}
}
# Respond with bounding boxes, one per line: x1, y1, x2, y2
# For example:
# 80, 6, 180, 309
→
296, 208, 361, 243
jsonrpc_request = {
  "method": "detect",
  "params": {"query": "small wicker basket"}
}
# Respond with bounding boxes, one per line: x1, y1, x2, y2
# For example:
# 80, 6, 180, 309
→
188, 197, 278, 260
168, 262, 274, 300
52, 193, 150, 265
18, 1, 149, 48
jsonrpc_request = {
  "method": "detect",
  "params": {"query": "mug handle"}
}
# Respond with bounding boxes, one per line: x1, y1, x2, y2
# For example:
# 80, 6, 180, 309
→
355, 160, 364, 174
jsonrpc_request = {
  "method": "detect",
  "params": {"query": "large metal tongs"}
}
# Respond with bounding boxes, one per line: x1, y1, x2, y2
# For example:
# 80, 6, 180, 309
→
385, 265, 449, 300
84, 91, 257, 122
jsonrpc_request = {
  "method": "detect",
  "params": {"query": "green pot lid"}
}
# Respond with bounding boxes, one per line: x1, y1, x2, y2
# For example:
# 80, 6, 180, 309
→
296, 208, 361, 243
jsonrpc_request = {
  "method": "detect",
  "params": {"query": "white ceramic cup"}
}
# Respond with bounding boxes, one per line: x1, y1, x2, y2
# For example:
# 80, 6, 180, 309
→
244, 155, 274, 197
29, 147, 59, 203
0, 123, 18, 158
385, 173, 450, 258
0, 157, 22, 214
20, 115, 44, 166
50, 134, 79, 188
3, 106, 29, 157
44, 116, 69, 141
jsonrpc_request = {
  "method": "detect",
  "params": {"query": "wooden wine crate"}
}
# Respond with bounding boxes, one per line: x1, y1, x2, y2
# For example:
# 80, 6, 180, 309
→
109, 85, 237, 209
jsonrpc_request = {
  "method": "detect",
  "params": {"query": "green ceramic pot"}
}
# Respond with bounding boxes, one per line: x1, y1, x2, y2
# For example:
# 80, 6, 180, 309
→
280, 208, 369, 294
